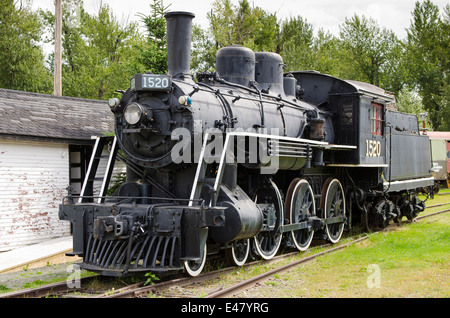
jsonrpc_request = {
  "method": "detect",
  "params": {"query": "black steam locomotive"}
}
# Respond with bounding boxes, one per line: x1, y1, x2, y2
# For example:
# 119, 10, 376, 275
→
59, 12, 434, 277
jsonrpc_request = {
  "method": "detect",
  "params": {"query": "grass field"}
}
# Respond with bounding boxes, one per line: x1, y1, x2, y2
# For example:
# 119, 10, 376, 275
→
242, 192, 450, 298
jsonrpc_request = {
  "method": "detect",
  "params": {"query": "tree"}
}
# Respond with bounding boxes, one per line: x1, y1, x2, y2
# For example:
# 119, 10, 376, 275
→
279, 16, 315, 72
137, 0, 171, 74
41, 0, 144, 99
339, 14, 402, 91
191, 24, 216, 73
397, 88, 426, 115
207, 0, 280, 52
436, 4, 449, 130
249, 7, 280, 52
310, 29, 346, 77
405, 0, 449, 130
0, 0, 52, 93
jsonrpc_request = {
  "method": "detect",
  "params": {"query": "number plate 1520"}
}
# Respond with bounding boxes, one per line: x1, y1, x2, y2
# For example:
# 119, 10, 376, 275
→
142, 75, 171, 90
365, 140, 381, 157
131, 74, 172, 92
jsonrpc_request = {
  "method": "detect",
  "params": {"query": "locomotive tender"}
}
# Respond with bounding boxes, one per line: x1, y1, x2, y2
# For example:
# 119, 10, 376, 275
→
59, 11, 434, 277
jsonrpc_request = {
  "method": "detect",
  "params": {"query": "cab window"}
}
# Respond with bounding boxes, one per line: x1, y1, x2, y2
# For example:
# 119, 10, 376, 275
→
371, 102, 383, 135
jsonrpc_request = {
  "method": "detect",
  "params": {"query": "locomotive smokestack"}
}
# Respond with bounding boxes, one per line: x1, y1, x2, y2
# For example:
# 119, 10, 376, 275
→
164, 11, 195, 80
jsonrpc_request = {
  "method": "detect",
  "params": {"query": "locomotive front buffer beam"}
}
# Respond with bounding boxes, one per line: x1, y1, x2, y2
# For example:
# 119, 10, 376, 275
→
59, 199, 226, 275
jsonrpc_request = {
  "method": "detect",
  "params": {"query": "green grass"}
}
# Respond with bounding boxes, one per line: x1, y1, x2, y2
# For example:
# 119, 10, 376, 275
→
254, 210, 449, 298
437, 187, 450, 194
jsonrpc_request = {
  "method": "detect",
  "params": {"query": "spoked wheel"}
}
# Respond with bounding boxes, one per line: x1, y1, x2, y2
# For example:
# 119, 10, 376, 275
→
320, 178, 346, 243
253, 180, 284, 260
225, 239, 250, 266
285, 178, 315, 251
184, 228, 207, 277
184, 243, 207, 277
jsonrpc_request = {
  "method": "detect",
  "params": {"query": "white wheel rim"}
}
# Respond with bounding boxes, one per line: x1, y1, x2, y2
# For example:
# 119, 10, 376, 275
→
231, 239, 250, 266
254, 180, 283, 260
324, 179, 345, 244
290, 179, 315, 251
184, 243, 207, 277
253, 234, 282, 260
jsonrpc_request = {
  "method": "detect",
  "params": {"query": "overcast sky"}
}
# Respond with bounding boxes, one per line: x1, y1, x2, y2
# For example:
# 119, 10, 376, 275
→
32, 0, 449, 39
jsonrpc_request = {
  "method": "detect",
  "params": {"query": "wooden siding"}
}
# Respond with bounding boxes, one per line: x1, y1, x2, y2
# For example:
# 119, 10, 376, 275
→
0, 140, 71, 252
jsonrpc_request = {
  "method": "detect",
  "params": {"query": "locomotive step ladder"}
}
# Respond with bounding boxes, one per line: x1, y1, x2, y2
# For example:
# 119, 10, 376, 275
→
78, 135, 119, 203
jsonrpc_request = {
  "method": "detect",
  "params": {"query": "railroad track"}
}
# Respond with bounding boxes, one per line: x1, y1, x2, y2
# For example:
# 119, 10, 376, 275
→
1, 205, 448, 299
0, 238, 356, 298
206, 235, 369, 298
206, 206, 450, 298
0, 275, 99, 298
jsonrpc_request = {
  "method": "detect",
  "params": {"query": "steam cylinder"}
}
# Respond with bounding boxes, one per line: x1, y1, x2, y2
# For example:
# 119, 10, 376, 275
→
209, 185, 263, 243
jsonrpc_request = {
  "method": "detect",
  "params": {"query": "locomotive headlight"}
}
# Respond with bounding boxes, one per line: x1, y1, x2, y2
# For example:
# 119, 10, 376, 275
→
124, 103, 143, 125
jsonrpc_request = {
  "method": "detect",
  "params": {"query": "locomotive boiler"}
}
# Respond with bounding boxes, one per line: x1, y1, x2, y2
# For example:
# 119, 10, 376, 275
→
59, 11, 434, 277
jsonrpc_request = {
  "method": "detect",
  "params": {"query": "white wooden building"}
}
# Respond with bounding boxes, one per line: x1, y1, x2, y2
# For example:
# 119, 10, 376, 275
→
0, 89, 118, 252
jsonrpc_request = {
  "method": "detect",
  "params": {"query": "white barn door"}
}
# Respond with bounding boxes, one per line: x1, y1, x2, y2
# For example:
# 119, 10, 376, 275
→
0, 140, 71, 251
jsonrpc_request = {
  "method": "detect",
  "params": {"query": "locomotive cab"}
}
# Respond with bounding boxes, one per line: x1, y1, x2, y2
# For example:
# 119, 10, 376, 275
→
292, 72, 391, 166
292, 72, 432, 187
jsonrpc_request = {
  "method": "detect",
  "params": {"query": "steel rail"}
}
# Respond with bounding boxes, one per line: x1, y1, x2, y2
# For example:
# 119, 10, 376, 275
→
416, 208, 450, 220
99, 250, 309, 298
426, 202, 450, 209
0, 275, 98, 298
